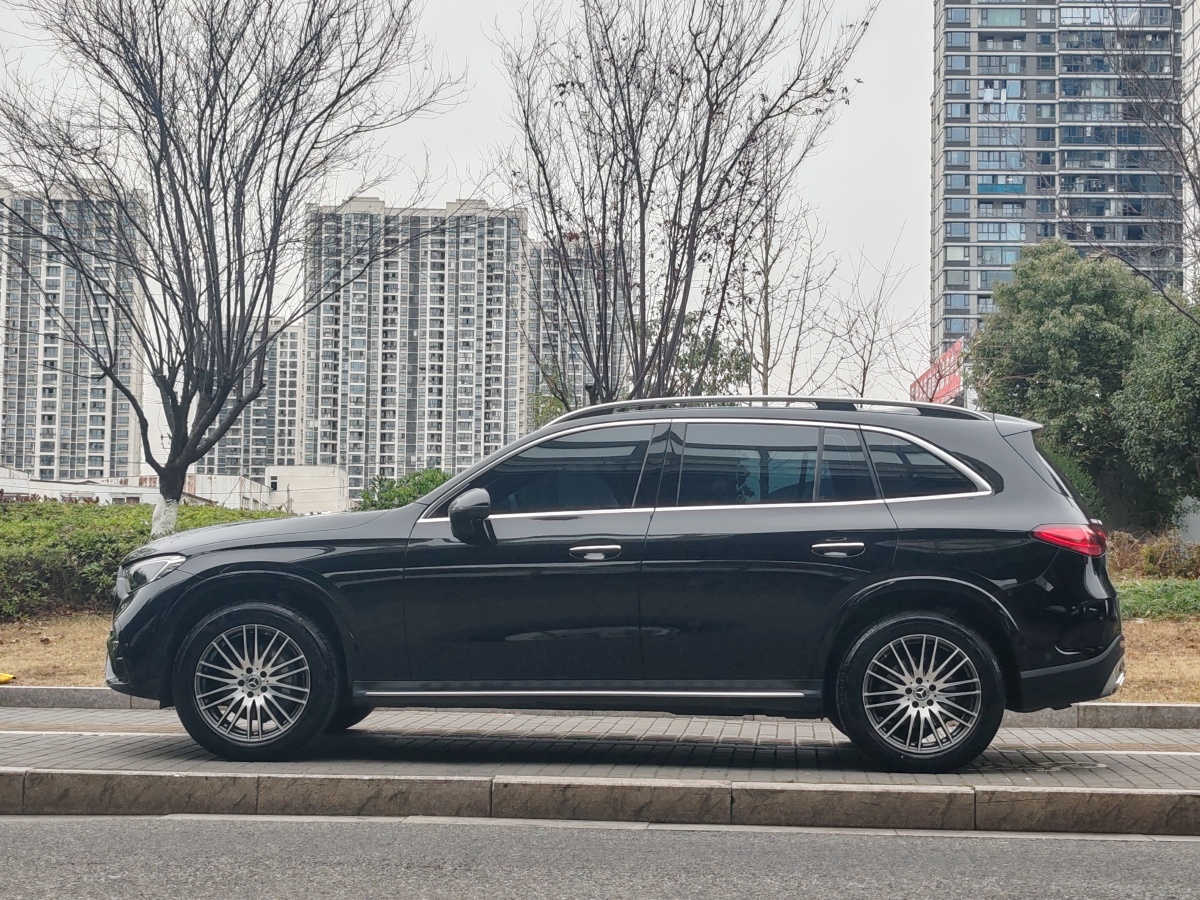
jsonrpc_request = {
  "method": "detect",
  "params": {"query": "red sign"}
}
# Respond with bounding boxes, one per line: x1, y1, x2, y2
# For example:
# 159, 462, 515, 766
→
910, 339, 964, 404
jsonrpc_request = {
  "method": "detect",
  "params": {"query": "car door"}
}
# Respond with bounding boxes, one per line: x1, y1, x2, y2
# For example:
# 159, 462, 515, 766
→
639, 420, 897, 685
397, 421, 664, 686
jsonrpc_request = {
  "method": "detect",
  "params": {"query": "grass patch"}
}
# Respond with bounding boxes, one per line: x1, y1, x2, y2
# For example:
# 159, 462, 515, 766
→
1115, 577, 1200, 620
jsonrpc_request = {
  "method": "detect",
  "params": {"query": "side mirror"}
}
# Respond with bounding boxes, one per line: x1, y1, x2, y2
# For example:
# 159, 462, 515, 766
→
448, 487, 495, 545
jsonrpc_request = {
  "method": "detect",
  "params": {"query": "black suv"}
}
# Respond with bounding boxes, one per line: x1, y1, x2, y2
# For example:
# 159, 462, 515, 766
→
107, 397, 1123, 773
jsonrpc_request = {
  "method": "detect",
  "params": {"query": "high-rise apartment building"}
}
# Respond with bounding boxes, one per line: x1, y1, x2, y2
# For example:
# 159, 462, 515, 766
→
525, 241, 622, 429
931, 0, 1183, 355
194, 319, 304, 482
304, 198, 528, 499
0, 187, 143, 479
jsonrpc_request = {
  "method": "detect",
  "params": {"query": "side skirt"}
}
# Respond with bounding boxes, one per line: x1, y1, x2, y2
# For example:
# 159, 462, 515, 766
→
352, 681, 825, 718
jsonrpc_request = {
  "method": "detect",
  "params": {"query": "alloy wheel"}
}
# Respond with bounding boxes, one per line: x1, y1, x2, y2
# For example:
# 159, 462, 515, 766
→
861, 633, 982, 756
193, 624, 311, 744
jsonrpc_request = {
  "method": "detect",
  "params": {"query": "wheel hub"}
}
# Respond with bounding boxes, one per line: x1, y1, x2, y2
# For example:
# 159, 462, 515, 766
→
861, 633, 983, 756
193, 624, 311, 745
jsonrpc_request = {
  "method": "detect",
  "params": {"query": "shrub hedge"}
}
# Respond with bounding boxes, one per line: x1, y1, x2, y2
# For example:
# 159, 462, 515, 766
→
1107, 531, 1200, 579
0, 502, 286, 620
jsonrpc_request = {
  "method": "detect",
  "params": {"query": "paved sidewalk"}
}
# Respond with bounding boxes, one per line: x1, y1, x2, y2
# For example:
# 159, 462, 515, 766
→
2, 706, 1199, 790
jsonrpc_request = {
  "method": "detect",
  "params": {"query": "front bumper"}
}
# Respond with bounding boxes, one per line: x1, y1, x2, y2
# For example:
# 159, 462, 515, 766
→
1013, 633, 1125, 712
106, 628, 164, 703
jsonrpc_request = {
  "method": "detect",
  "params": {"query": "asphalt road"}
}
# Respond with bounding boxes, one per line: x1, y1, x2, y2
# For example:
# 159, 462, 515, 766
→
1, 816, 1197, 900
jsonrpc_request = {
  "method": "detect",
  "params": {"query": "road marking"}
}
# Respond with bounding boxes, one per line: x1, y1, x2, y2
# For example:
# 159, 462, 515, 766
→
151, 814, 1200, 841
1, 813, 1198, 842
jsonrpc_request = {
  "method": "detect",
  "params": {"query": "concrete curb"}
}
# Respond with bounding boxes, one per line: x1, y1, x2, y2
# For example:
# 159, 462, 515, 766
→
0, 686, 160, 710
2, 686, 1199, 729
1, 767, 1199, 835
999, 702, 1200, 730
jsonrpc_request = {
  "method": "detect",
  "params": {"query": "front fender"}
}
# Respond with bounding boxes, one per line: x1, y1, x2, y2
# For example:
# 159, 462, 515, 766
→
162, 564, 361, 696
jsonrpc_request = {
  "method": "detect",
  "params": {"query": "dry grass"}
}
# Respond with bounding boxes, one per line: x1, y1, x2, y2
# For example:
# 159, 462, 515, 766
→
1, 613, 1199, 705
0, 615, 109, 686
1115, 617, 1200, 704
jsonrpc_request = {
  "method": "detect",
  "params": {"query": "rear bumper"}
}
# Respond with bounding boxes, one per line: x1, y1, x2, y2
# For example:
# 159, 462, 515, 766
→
1013, 633, 1125, 712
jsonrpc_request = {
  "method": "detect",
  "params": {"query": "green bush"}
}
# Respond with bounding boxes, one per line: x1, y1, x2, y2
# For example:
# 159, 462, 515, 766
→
0, 502, 287, 620
1115, 577, 1200, 620
358, 469, 451, 510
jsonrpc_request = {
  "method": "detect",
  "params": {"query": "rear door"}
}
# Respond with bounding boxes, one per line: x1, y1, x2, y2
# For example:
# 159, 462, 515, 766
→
639, 420, 898, 684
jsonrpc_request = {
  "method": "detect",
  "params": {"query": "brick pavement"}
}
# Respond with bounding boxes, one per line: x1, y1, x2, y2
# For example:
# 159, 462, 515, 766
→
1, 706, 1198, 790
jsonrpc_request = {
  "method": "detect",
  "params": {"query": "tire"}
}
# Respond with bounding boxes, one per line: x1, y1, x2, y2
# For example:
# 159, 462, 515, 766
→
173, 602, 340, 762
325, 704, 373, 734
835, 612, 1005, 774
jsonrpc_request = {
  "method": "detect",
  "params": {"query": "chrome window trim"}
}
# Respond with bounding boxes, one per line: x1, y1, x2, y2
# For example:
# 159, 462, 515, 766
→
885, 490, 992, 503
420, 414, 993, 522
417, 418, 674, 522
421, 507, 657, 524
857, 423, 994, 498
652, 498, 888, 514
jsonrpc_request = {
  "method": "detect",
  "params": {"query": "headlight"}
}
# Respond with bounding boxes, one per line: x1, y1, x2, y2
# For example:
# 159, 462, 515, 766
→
116, 554, 186, 599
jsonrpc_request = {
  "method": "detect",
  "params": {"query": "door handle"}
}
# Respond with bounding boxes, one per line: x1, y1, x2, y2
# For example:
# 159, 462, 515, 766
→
569, 543, 623, 561
811, 541, 866, 559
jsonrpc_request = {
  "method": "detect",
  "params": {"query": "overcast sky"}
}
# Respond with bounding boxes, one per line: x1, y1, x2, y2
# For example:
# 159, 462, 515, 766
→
0, 0, 933, 433
0, 0, 932, 311
408, 0, 934, 313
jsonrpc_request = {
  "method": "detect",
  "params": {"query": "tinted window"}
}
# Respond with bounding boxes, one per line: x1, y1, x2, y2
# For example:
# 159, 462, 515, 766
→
818, 428, 877, 502
676, 423, 818, 506
865, 431, 980, 499
473, 424, 653, 514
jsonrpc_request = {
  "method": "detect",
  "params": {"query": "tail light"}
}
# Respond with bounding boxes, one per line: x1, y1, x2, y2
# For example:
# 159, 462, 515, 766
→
1031, 524, 1107, 557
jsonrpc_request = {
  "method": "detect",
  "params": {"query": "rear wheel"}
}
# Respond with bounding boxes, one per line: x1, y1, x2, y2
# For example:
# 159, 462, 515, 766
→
835, 612, 1004, 773
173, 602, 339, 761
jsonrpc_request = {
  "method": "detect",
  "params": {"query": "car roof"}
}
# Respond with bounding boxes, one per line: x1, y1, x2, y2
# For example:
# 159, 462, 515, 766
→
553, 396, 981, 421
542, 397, 1037, 434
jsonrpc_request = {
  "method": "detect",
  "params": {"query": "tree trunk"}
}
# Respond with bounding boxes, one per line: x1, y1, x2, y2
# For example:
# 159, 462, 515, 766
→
152, 467, 186, 539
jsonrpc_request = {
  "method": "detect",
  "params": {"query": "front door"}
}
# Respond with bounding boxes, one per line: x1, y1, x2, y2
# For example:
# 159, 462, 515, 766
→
401, 422, 662, 684
640, 420, 897, 684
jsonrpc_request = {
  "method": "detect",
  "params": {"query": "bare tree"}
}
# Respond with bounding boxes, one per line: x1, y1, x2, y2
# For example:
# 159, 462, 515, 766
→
730, 193, 839, 396
501, 0, 875, 407
829, 241, 923, 398
0, 0, 459, 534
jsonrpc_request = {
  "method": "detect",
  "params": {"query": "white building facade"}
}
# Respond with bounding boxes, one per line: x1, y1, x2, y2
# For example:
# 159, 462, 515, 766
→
303, 198, 529, 500
931, 0, 1184, 356
0, 187, 143, 480
194, 318, 305, 483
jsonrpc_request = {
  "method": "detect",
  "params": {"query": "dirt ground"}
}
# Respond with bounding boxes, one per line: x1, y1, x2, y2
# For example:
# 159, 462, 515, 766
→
1117, 617, 1200, 703
0, 615, 109, 686
1, 613, 1198, 703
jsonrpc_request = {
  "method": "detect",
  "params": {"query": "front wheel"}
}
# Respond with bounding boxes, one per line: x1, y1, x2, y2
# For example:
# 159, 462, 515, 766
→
835, 612, 1005, 774
173, 602, 340, 761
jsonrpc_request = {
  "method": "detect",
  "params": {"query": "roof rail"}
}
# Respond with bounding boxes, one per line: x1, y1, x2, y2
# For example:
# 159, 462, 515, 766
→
551, 396, 990, 425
